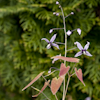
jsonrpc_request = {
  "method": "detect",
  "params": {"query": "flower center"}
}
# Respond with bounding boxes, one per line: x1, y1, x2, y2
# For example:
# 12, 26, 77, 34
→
82, 49, 86, 55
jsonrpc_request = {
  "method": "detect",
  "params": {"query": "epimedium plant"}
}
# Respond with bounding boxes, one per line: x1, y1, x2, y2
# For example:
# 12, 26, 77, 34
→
22, 1, 92, 100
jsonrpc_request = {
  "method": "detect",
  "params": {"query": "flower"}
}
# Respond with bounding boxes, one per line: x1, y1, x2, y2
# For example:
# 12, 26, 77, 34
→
74, 41, 92, 57
41, 34, 60, 49
56, 1, 59, 4
85, 97, 91, 100
71, 12, 74, 15
66, 28, 81, 36
66, 30, 72, 36
77, 28, 81, 35
49, 29, 53, 33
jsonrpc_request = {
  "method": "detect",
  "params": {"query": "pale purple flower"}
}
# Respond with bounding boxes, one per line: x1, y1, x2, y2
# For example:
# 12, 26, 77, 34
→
53, 12, 56, 15
85, 97, 91, 100
74, 41, 92, 57
52, 54, 61, 64
41, 34, 60, 49
56, 1, 59, 4
56, 13, 59, 16
77, 28, 81, 35
71, 12, 74, 15
49, 29, 53, 33
66, 30, 72, 36
66, 28, 81, 36
48, 70, 51, 73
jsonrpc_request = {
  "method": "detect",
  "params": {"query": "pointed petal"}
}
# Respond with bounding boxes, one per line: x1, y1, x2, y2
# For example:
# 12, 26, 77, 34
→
22, 71, 45, 91
32, 80, 50, 97
66, 30, 72, 36
59, 63, 70, 76
74, 51, 82, 57
85, 51, 92, 56
77, 28, 81, 35
74, 42, 83, 50
75, 68, 85, 86
46, 44, 51, 49
41, 38, 49, 43
50, 34, 57, 42
52, 54, 61, 64
84, 41, 90, 50
51, 76, 64, 95
52, 58, 58, 64
51, 56, 80, 63
52, 43, 60, 49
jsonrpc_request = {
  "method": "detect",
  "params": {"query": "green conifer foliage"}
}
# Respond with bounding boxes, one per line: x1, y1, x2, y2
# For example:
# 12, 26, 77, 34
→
0, 0, 100, 100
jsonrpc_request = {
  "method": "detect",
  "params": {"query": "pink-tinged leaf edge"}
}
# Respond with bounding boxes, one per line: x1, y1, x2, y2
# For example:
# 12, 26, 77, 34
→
75, 68, 85, 86
59, 63, 70, 76
51, 76, 64, 95
32, 80, 50, 97
22, 71, 45, 91
51, 56, 79, 63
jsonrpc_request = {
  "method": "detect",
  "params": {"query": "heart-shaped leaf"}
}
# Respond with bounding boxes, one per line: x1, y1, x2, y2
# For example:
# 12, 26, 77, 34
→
75, 68, 85, 86
59, 63, 70, 76
51, 76, 64, 95
32, 80, 50, 97
22, 71, 45, 91
51, 56, 79, 63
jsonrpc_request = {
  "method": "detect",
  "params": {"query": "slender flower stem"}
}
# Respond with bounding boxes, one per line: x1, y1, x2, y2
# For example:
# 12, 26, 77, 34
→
31, 86, 51, 100
64, 75, 70, 99
42, 75, 58, 100
59, 4, 67, 100
66, 47, 77, 52
55, 94, 58, 100
44, 70, 57, 77
70, 63, 76, 74
51, 27, 64, 30
70, 72, 75, 77
55, 42, 65, 45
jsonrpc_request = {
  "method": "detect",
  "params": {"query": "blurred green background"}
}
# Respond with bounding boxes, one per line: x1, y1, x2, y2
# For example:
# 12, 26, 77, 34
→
0, 0, 100, 100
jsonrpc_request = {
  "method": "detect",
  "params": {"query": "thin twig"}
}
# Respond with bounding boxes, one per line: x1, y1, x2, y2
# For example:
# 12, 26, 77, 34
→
70, 73, 75, 77
51, 27, 64, 30
55, 94, 58, 100
44, 70, 57, 78
42, 75, 58, 100
55, 42, 65, 45
66, 47, 77, 52
63, 75, 70, 100
31, 86, 51, 100
70, 63, 76, 74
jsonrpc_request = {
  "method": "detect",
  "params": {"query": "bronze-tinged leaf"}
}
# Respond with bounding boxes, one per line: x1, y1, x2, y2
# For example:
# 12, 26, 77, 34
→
32, 80, 50, 97
22, 71, 45, 91
75, 68, 85, 86
51, 76, 64, 95
51, 56, 79, 63
59, 63, 70, 76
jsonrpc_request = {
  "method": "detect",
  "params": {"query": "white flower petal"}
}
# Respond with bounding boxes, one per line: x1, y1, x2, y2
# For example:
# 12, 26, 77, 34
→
41, 38, 49, 43
74, 51, 82, 57
50, 34, 57, 42
74, 41, 83, 50
84, 41, 90, 50
46, 44, 51, 49
77, 28, 81, 35
85, 51, 92, 56
52, 43, 60, 49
